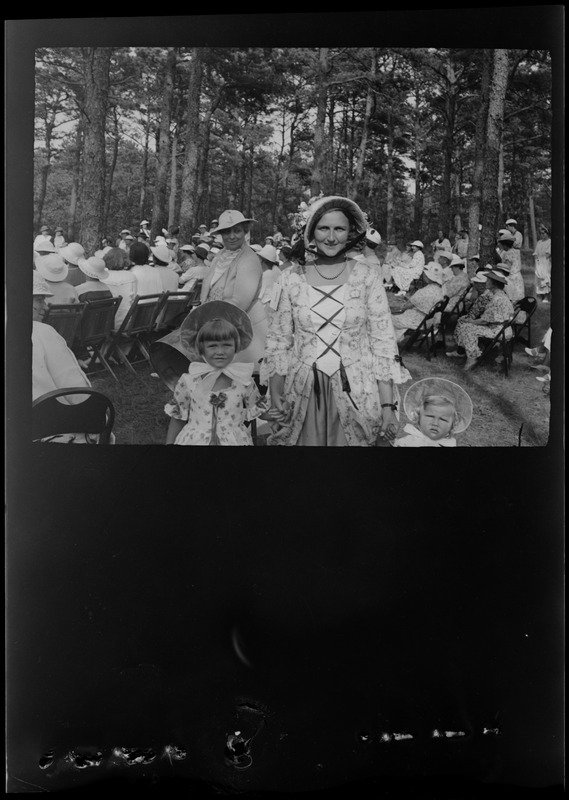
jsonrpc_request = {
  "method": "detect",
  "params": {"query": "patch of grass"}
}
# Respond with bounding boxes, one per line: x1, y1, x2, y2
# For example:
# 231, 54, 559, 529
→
89, 251, 551, 447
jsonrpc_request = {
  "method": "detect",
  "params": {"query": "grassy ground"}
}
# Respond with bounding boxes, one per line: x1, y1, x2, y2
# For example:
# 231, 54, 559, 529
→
89, 251, 551, 447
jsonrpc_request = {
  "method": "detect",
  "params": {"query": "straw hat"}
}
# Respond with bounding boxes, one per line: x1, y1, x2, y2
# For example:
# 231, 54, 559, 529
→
33, 240, 55, 253
423, 262, 444, 285
404, 378, 473, 434
211, 210, 257, 235
77, 256, 110, 281
304, 195, 367, 248
180, 300, 253, 356
33, 271, 54, 296
36, 253, 69, 282
257, 244, 280, 265
484, 270, 508, 285
150, 244, 172, 264
59, 242, 85, 265
449, 255, 465, 268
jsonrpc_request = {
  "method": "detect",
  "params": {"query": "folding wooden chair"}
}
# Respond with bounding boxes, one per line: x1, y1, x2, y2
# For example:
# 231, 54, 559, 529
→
440, 285, 472, 348
72, 296, 122, 381
154, 291, 196, 333
43, 303, 86, 348
402, 296, 449, 361
32, 387, 115, 444
512, 296, 537, 347
475, 311, 522, 377
105, 294, 164, 375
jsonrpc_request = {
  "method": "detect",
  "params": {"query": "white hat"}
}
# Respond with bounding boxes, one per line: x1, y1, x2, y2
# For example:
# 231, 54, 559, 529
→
437, 250, 454, 263
120, 229, 131, 235
33, 240, 55, 253
257, 244, 279, 265
140, 219, 150, 226
199, 223, 208, 229
77, 256, 110, 281
471, 272, 488, 283
59, 242, 85, 265
423, 262, 444, 284
250, 244, 262, 252
365, 228, 382, 245
211, 210, 257, 234
409, 240, 424, 248
33, 271, 54, 296
470, 254, 480, 261
304, 196, 367, 248
180, 244, 195, 253
150, 244, 172, 264
450, 255, 465, 268
498, 232, 515, 243
124, 234, 134, 241
36, 253, 69, 282
505, 218, 518, 226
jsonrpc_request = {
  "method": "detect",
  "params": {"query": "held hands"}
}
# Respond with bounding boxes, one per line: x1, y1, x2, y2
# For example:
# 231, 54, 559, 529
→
376, 407, 399, 445
265, 392, 293, 426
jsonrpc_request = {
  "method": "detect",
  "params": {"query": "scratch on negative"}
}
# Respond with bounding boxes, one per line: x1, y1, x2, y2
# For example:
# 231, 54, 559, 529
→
11, 776, 49, 792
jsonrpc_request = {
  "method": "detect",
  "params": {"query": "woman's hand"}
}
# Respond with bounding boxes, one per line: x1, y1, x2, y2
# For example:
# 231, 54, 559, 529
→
268, 374, 292, 425
377, 407, 399, 443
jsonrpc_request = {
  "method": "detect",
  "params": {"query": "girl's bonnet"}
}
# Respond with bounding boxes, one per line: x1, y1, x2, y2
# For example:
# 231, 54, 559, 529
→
404, 378, 473, 434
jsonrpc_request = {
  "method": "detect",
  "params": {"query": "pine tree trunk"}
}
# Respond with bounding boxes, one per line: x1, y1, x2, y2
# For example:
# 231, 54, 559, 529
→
168, 129, 178, 230
311, 48, 329, 197
152, 48, 177, 240
67, 119, 83, 242
103, 108, 119, 236
79, 47, 112, 256
352, 52, 376, 203
467, 50, 492, 273
179, 48, 203, 241
480, 49, 509, 267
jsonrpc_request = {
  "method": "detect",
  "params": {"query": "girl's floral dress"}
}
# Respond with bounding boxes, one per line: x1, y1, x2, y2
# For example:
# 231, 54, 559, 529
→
165, 369, 266, 446
260, 260, 411, 446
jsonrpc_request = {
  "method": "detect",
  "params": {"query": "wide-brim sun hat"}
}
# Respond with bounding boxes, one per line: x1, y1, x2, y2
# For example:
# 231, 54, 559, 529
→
257, 244, 279, 265
151, 244, 172, 264
450, 255, 465, 268
250, 244, 262, 252
34, 240, 56, 253
505, 218, 518, 226
485, 270, 508, 285
33, 271, 54, 296
409, 240, 424, 248
78, 256, 110, 281
180, 300, 253, 357
470, 272, 487, 283
423, 263, 444, 285
140, 219, 150, 226
404, 378, 473, 434
36, 253, 69, 282
58, 242, 85, 265
303, 195, 368, 248
493, 262, 511, 274
498, 233, 515, 243
437, 250, 454, 263
120, 229, 131, 235
180, 244, 195, 253
211, 210, 257, 235
470, 254, 480, 261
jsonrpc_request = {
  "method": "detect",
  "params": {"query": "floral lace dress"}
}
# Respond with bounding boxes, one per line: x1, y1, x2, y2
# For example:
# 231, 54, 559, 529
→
260, 261, 411, 446
165, 369, 266, 446
454, 290, 514, 358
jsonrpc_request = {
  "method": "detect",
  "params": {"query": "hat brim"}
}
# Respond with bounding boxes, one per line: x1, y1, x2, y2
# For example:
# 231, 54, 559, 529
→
211, 218, 256, 235
404, 378, 473, 434
304, 196, 367, 247
78, 262, 110, 281
36, 262, 68, 282
180, 300, 254, 355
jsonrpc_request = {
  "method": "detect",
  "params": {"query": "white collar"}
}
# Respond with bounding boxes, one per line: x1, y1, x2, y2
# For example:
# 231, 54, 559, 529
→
189, 360, 254, 395
401, 423, 456, 447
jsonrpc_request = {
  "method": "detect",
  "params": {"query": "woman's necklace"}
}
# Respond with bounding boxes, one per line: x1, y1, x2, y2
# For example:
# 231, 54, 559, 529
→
313, 260, 347, 281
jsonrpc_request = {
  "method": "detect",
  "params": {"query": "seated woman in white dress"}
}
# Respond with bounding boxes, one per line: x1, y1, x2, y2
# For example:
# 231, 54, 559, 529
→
391, 240, 425, 294
390, 262, 445, 342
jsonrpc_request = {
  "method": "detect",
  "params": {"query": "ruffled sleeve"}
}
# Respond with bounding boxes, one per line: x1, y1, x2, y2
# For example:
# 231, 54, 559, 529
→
164, 374, 192, 421
259, 270, 295, 383
366, 269, 411, 384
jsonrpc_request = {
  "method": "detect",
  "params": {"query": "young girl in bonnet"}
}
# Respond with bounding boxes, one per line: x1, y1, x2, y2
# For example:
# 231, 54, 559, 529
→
393, 377, 473, 447
164, 301, 280, 445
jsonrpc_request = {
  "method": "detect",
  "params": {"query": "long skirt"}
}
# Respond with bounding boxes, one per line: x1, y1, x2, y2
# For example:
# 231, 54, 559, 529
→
454, 318, 511, 359
296, 371, 349, 446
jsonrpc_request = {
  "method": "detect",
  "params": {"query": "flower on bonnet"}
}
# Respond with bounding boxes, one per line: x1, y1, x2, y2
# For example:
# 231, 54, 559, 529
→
287, 192, 325, 233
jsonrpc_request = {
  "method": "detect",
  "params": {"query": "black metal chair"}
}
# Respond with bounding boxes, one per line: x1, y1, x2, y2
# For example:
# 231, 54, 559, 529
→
43, 303, 86, 348
105, 294, 164, 375
402, 296, 450, 361
475, 310, 522, 377
440, 285, 472, 348
72, 296, 122, 381
512, 296, 537, 347
32, 387, 115, 444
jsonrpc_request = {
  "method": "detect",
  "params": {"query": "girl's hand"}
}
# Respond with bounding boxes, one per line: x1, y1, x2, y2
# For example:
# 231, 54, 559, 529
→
377, 408, 399, 443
